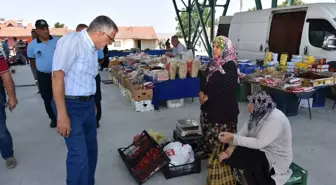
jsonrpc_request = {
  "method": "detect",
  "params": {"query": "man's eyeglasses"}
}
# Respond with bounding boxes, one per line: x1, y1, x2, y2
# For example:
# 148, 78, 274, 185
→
104, 32, 115, 43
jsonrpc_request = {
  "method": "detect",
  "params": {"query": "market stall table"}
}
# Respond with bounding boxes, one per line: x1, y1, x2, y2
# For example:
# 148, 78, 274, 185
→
248, 82, 328, 119
151, 77, 200, 110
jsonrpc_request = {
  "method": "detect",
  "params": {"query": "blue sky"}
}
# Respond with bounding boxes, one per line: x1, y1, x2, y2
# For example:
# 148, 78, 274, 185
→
1, 0, 335, 33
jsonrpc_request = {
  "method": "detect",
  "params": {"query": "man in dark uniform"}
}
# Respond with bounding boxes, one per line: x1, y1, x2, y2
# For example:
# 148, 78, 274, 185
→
27, 20, 58, 128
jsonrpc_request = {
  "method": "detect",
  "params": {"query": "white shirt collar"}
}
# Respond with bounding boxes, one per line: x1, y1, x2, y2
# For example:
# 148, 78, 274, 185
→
81, 29, 96, 51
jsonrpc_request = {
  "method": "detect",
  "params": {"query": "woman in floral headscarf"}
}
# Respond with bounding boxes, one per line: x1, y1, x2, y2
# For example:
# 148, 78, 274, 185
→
199, 36, 239, 185
218, 91, 293, 185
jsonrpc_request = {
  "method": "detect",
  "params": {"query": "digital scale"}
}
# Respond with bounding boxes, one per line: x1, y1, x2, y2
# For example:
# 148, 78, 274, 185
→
175, 119, 202, 137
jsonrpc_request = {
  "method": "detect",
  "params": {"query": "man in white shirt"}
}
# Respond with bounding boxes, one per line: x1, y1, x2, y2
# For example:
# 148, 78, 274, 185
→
171, 35, 187, 56
52, 16, 118, 185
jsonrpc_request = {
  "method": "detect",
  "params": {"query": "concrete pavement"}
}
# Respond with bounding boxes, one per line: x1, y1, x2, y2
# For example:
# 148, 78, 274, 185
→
0, 65, 334, 185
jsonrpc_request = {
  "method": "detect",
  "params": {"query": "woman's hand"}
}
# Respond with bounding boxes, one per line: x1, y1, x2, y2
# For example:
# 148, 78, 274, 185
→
218, 152, 230, 162
199, 91, 205, 104
218, 132, 234, 143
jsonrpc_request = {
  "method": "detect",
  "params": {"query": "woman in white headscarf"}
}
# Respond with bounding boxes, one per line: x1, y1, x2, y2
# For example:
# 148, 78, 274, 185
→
218, 91, 293, 185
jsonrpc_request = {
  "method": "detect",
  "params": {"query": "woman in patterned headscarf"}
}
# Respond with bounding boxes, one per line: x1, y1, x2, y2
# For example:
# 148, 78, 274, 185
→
199, 36, 239, 185
218, 91, 293, 185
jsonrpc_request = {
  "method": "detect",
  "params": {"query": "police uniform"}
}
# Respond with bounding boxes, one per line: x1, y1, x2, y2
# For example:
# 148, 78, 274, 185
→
27, 20, 58, 127
96, 50, 104, 127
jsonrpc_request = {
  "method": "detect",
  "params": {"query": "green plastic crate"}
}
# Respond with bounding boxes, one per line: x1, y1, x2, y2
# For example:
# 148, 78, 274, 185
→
285, 163, 308, 185
237, 81, 250, 102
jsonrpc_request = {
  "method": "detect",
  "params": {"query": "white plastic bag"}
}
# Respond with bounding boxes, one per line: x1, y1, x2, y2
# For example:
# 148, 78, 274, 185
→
163, 142, 195, 166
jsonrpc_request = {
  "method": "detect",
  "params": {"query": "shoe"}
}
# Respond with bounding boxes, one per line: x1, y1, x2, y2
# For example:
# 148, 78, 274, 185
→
97, 122, 100, 128
6, 157, 17, 169
50, 120, 57, 128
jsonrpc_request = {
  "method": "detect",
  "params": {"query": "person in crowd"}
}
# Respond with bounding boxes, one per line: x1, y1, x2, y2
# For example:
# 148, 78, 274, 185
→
0, 44, 18, 169
2, 38, 10, 60
199, 35, 239, 184
218, 90, 293, 185
102, 45, 109, 70
13, 37, 18, 55
16, 39, 28, 65
27, 29, 38, 44
28, 19, 58, 128
52, 15, 118, 185
165, 39, 171, 50
0, 47, 7, 105
28, 29, 39, 92
75, 23, 105, 128
171, 35, 187, 56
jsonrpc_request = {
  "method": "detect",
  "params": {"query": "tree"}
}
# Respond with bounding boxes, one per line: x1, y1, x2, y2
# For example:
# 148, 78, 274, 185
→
248, 7, 257, 11
278, 0, 305, 7
175, 8, 218, 39
54, 22, 65, 28
248, 0, 305, 11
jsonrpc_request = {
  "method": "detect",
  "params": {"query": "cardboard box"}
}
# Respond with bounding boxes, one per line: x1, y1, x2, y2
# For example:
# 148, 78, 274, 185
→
126, 79, 153, 101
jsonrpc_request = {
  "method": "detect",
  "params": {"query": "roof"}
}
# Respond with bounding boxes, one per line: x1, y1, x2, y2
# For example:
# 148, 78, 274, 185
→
115, 26, 158, 40
0, 27, 74, 37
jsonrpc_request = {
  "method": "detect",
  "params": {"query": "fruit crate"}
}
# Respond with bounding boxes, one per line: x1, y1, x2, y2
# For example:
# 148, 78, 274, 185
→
285, 163, 308, 185
118, 130, 170, 185
162, 153, 201, 179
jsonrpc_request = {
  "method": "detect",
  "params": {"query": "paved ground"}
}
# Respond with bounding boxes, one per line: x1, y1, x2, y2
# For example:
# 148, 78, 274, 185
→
0, 66, 334, 185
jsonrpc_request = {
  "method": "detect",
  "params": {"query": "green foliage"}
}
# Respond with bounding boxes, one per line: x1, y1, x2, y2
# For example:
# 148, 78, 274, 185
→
175, 7, 217, 39
54, 22, 65, 28
248, 0, 305, 11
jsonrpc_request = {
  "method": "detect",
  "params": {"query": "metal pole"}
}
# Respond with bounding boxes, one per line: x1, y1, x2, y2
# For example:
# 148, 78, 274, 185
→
222, 0, 231, 16
240, 0, 242, 12
172, 0, 187, 45
187, 0, 192, 49
255, 0, 262, 10
272, 0, 278, 8
210, 0, 216, 42
191, 0, 208, 46
195, 0, 212, 57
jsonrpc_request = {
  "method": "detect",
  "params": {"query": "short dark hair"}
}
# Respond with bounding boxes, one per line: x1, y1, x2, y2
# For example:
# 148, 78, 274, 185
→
88, 15, 118, 33
13, 37, 17, 41
171, 35, 178, 40
76, 24, 88, 31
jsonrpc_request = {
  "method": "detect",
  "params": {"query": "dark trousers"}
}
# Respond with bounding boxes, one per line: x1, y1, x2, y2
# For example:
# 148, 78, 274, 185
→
52, 98, 98, 185
0, 93, 13, 159
95, 74, 102, 123
225, 146, 276, 185
37, 71, 55, 121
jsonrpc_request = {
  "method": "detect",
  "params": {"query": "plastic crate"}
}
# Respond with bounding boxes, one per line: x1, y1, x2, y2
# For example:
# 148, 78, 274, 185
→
173, 130, 203, 152
162, 153, 201, 179
118, 131, 170, 185
285, 163, 308, 185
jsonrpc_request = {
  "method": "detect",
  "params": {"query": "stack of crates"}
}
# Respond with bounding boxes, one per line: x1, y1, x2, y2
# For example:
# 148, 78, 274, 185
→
285, 163, 308, 185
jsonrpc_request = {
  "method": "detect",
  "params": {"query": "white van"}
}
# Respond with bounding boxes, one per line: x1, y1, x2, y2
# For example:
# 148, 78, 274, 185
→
218, 3, 336, 62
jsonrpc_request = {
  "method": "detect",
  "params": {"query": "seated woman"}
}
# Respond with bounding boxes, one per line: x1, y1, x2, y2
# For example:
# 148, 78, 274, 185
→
218, 91, 293, 185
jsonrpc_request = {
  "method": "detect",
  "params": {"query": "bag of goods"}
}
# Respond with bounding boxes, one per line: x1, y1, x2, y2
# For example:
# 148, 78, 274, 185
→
154, 70, 169, 82
169, 59, 178, 80
191, 58, 201, 78
148, 128, 167, 145
178, 60, 188, 79
163, 142, 195, 166
264, 52, 273, 64
280, 53, 288, 67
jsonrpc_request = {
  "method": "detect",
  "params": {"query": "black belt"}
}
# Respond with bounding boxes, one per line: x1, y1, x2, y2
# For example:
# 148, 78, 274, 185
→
65, 95, 93, 101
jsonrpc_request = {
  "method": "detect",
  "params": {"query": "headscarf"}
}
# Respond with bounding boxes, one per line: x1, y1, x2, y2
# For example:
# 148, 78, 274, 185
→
247, 91, 276, 131
207, 36, 237, 82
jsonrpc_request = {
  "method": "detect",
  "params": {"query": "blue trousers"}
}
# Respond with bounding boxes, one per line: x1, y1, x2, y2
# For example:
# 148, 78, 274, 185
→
52, 98, 98, 185
0, 94, 13, 160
